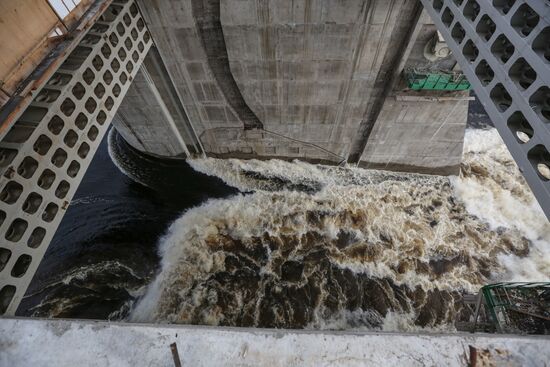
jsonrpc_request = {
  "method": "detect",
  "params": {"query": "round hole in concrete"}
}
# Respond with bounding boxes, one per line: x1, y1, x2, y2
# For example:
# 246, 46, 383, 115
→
5, 218, 28, 242
42, 202, 58, 223
116, 22, 125, 36
97, 110, 107, 125
51, 148, 68, 168
72, 83, 86, 99
55, 180, 70, 199
94, 83, 106, 99
67, 160, 80, 178
22, 192, 42, 214
37, 169, 55, 190
87, 126, 99, 141
112, 84, 121, 97
104, 97, 114, 111
125, 37, 132, 51
27, 227, 46, 248
0, 181, 23, 204
17, 157, 38, 179
48, 115, 64, 135
117, 48, 127, 61
103, 70, 114, 85
101, 44, 112, 61
130, 4, 138, 17
85, 98, 98, 114
33, 135, 52, 155
11, 254, 32, 278
109, 33, 118, 47
82, 68, 95, 85
64, 129, 78, 148
110, 59, 120, 73
0, 248, 12, 272
92, 55, 104, 72
77, 142, 90, 159
0, 285, 16, 315
60, 98, 76, 116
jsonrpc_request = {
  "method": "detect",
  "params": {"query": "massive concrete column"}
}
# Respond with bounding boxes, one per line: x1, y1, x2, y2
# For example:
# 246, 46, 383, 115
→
126, 0, 469, 171
5, 2, 463, 178
352, 11, 471, 175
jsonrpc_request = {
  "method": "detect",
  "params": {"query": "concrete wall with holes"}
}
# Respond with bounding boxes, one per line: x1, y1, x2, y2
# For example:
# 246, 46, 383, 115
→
420, 0, 550, 217
0, 0, 153, 316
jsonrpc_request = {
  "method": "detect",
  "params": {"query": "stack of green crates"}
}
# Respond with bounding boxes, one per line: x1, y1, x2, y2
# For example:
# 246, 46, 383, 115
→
407, 69, 471, 91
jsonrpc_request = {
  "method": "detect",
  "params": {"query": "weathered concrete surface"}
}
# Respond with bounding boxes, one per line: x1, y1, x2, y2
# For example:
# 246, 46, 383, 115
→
219, 0, 413, 162
357, 18, 469, 174
114, 68, 187, 157
114, 47, 202, 157
2, 318, 549, 366
358, 96, 468, 175
121, 0, 469, 174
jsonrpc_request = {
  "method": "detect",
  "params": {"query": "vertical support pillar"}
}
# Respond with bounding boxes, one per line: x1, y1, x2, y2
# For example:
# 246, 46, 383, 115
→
113, 47, 204, 158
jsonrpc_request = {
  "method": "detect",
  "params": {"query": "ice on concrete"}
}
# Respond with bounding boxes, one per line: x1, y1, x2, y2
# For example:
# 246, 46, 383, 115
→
1, 318, 549, 366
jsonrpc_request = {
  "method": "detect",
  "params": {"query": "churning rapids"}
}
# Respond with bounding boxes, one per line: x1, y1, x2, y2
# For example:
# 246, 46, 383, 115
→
129, 128, 549, 331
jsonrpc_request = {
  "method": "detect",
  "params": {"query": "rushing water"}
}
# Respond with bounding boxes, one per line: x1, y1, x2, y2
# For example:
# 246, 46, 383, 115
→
130, 128, 549, 331
20, 120, 550, 331
19, 128, 236, 319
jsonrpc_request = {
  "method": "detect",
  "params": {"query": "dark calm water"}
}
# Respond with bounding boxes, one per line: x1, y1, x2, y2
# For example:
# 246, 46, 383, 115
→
18, 128, 236, 319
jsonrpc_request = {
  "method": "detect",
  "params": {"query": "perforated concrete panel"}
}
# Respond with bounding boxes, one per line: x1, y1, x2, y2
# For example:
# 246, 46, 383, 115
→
0, 0, 152, 315
421, 0, 550, 217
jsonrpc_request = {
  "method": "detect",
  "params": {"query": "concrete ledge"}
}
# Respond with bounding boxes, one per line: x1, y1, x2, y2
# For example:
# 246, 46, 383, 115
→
395, 95, 476, 102
1, 318, 549, 366
206, 152, 343, 166
358, 161, 461, 176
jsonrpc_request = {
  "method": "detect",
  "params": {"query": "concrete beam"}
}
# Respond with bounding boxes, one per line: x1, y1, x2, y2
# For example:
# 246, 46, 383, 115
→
1, 318, 549, 366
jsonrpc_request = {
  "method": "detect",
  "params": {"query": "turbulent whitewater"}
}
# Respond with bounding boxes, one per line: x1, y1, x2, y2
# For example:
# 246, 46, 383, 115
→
130, 128, 550, 331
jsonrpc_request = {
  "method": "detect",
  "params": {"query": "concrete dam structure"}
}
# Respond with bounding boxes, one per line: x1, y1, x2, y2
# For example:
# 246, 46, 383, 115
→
114, 0, 470, 175
0, 1, 549, 356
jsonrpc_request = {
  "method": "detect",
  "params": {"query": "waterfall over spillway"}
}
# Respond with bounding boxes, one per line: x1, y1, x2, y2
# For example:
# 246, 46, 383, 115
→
130, 128, 550, 331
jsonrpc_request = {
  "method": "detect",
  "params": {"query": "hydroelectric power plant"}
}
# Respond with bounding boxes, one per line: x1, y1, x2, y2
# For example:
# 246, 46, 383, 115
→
0, 0, 549, 365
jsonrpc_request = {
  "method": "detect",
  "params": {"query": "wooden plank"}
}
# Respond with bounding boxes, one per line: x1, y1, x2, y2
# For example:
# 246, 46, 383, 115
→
0, 0, 112, 139
0, 0, 60, 96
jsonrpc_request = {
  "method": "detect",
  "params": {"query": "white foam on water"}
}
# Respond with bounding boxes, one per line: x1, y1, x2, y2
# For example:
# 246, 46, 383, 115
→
450, 129, 550, 282
130, 128, 550, 331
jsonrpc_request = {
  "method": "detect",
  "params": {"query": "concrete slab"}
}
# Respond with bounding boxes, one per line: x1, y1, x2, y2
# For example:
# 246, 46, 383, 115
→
1, 318, 549, 366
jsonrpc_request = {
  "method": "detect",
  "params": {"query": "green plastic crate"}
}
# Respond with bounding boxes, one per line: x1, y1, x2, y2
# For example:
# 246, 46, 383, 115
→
406, 70, 471, 91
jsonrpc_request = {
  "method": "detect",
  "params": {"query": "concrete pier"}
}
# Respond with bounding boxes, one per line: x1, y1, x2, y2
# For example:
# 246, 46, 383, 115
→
115, 0, 470, 174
